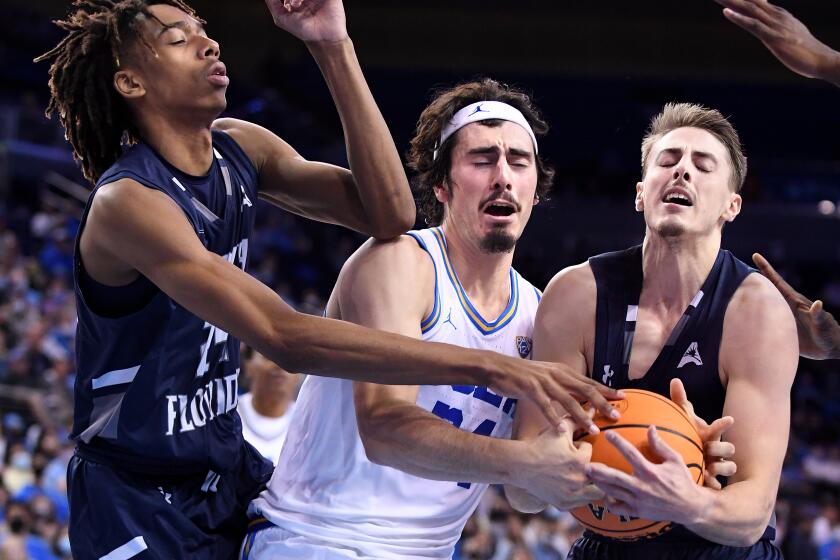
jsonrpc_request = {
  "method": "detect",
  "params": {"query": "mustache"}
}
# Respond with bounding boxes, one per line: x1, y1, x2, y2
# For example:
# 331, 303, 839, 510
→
480, 192, 521, 212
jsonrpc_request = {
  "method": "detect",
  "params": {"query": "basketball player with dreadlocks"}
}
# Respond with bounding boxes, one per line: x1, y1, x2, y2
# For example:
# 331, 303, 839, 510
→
36, 1, 621, 557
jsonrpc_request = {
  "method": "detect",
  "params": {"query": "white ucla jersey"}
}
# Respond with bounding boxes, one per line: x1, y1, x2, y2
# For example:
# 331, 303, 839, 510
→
249, 227, 541, 559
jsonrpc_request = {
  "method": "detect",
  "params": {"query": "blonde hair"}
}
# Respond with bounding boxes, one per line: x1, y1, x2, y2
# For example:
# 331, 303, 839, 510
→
641, 103, 747, 192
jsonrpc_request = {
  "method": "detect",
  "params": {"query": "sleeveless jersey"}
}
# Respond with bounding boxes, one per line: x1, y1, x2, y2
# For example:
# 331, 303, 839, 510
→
250, 226, 542, 559
587, 244, 775, 544
71, 130, 258, 476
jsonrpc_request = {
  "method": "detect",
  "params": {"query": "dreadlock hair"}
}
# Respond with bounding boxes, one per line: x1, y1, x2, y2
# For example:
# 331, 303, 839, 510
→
35, 0, 201, 184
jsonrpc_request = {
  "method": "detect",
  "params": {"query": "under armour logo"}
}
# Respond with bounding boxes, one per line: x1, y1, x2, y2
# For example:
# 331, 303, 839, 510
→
602, 365, 614, 386
240, 185, 253, 208
678, 342, 703, 368
468, 104, 489, 117
442, 309, 457, 330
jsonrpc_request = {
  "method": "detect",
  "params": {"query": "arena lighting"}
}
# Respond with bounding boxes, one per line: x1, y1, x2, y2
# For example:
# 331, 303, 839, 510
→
817, 200, 836, 215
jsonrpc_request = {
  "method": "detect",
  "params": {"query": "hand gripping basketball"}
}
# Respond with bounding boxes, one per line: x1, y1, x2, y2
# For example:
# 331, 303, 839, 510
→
570, 390, 706, 541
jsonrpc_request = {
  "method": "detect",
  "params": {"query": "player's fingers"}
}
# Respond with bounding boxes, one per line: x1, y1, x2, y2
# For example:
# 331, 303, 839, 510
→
715, 0, 778, 26
705, 439, 736, 460
603, 431, 654, 475
572, 380, 622, 422
752, 253, 808, 306
708, 459, 738, 478
596, 483, 637, 508
703, 471, 723, 490
576, 440, 594, 462
647, 426, 683, 464
587, 463, 638, 490
705, 416, 735, 443
577, 484, 606, 504
534, 389, 565, 431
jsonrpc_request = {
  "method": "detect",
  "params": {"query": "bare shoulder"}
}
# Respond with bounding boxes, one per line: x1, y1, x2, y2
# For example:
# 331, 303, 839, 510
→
91, 177, 180, 224
727, 272, 794, 322
721, 271, 798, 383
539, 261, 597, 315
211, 117, 299, 169
337, 234, 435, 315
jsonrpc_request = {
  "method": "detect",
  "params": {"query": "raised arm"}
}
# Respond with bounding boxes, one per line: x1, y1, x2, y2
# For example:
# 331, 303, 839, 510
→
715, 0, 840, 87
83, 179, 618, 426
221, 0, 414, 239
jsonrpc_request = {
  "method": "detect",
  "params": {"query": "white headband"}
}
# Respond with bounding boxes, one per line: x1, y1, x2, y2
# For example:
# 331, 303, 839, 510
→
434, 101, 539, 160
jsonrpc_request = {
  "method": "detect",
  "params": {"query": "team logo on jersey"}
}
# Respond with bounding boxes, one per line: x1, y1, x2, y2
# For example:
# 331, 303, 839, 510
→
515, 336, 532, 358
240, 185, 253, 208
678, 341, 703, 368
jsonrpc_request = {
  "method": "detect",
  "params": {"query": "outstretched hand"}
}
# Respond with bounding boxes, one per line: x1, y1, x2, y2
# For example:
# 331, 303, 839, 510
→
670, 379, 736, 490
714, 0, 840, 84
265, 0, 348, 43
753, 253, 840, 360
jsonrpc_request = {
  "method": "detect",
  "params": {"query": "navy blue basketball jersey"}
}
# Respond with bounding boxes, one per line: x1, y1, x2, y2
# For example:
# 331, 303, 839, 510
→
584, 244, 777, 547
589, 245, 752, 424
71, 130, 258, 476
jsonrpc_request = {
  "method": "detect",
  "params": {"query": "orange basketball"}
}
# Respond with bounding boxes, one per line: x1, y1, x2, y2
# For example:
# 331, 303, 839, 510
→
569, 389, 704, 541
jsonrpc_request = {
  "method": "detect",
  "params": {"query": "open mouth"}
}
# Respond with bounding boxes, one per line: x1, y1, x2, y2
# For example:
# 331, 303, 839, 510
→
483, 203, 516, 217
662, 191, 693, 207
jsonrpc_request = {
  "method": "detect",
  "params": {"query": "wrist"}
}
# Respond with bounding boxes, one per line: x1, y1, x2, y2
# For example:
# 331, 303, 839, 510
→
682, 485, 716, 528
817, 48, 840, 87
501, 439, 535, 487
306, 35, 352, 56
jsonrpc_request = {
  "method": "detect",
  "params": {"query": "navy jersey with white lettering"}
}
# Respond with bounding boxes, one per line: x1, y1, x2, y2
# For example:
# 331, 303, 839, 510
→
71, 130, 257, 476
574, 244, 778, 554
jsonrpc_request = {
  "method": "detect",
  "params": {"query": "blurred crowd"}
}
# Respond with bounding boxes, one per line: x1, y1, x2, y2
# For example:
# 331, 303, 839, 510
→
2, 3, 840, 556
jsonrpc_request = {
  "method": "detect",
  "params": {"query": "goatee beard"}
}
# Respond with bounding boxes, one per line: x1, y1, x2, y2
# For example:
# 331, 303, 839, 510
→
480, 229, 516, 253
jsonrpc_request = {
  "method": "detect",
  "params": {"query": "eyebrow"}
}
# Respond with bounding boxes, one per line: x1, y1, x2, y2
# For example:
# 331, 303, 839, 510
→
466, 146, 534, 159
157, 19, 205, 38
657, 147, 718, 163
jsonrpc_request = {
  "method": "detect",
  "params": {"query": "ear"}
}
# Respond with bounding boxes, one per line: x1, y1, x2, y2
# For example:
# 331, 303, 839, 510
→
722, 192, 742, 222
113, 69, 146, 100
433, 181, 450, 204
634, 181, 644, 212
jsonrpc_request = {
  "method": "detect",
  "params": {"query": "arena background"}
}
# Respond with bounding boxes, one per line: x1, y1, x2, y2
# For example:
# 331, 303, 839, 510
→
1, 1, 839, 558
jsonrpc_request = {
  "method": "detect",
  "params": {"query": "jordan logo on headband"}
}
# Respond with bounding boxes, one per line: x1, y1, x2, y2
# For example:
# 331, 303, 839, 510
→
433, 100, 539, 160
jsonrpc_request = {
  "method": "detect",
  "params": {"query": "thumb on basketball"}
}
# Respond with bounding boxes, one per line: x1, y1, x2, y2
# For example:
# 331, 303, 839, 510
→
669, 378, 692, 412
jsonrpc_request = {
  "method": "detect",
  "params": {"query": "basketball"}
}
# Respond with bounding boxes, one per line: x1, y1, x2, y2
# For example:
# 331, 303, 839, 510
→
570, 389, 705, 541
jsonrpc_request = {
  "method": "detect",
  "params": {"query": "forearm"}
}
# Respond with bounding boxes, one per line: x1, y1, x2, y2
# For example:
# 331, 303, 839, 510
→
359, 404, 527, 484
684, 482, 776, 547
266, 311, 492, 386
307, 38, 414, 238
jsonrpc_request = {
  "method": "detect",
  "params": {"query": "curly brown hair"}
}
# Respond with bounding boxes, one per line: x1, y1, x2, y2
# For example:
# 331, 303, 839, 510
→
407, 78, 555, 226
34, 0, 201, 184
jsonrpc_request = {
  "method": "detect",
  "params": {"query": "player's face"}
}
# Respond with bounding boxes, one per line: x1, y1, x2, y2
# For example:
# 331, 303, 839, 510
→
439, 122, 538, 254
119, 4, 227, 118
637, 127, 741, 239
246, 352, 299, 400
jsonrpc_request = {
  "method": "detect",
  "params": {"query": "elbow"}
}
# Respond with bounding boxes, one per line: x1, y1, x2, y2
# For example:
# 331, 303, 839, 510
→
356, 414, 392, 467
368, 201, 416, 240
727, 528, 765, 548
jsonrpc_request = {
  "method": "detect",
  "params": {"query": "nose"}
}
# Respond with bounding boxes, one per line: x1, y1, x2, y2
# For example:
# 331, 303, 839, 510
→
200, 37, 220, 59
492, 159, 514, 191
673, 165, 690, 183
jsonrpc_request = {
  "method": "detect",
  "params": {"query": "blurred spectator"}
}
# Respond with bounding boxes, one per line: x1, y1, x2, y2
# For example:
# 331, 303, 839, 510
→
237, 348, 301, 465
